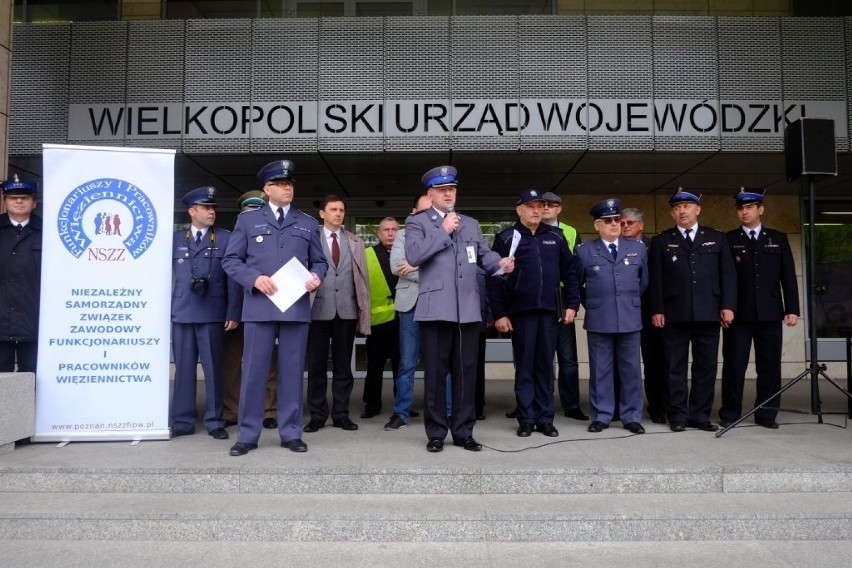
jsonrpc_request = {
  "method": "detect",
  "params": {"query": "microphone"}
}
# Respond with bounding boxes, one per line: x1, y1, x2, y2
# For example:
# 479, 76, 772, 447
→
446, 204, 457, 237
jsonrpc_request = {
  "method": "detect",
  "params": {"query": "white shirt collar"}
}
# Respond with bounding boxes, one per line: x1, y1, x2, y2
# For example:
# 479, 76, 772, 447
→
269, 203, 290, 217
742, 223, 762, 237
679, 223, 698, 238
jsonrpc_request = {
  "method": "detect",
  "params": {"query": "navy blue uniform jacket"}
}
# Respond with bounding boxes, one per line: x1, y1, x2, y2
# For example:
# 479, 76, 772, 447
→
487, 222, 579, 319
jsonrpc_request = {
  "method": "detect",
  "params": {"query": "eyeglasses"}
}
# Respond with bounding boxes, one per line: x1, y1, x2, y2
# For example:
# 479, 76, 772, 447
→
598, 218, 620, 224
620, 220, 640, 227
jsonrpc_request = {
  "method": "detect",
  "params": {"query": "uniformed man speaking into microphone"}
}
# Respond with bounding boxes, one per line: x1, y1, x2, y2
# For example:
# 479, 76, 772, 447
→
404, 165, 514, 453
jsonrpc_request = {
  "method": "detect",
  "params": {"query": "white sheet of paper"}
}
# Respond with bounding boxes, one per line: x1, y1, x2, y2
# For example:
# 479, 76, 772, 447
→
268, 257, 312, 313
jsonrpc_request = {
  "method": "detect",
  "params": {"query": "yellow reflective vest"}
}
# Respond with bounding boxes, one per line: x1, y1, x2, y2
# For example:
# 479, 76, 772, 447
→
365, 246, 395, 325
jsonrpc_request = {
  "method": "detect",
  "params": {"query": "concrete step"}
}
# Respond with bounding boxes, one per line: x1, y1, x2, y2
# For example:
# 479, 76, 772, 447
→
1, 492, 851, 542
2, 463, 852, 495
3, 539, 852, 568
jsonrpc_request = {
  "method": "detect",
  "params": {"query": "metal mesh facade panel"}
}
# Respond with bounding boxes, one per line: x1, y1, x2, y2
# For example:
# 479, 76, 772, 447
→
124, 20, 186, 151
450, 16, 519, 150
718, 17, 782, 152
8, 16, 852, 157
519, 16, 586, 151
318, 17, 384, 152
782, 18, 847, 152
251, 19, 319, 153
587, 16, 653, 151
10, 24, 71, 154
847, 17, 852, 152
67, 22, 128, 147
183, 19, 252, 153
653, 16, 719, 152
384, 16, 450, 151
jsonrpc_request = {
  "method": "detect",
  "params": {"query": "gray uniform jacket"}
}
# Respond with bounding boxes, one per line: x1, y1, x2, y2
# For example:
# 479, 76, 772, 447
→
404, 207, 501, 324
576, 237, 648, 334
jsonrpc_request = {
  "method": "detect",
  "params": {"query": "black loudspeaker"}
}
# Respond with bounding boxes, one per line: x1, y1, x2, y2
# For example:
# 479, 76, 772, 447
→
785, 118, 837, 181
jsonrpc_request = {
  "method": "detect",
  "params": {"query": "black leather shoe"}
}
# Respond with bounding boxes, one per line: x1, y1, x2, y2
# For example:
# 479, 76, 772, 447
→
229, 442, 257, 456
224, 419, 238, 427
426, 438, 444, 452
670, 422, 686, 432
476, 413, 486, 421
755, 418, 779, 429
208, 427, 229, 440
623, 422, 645, 434
410, 410, 420, 418
505, 408, 518, 419
453, 436, 482, 451
564, 408, 589, 421
332, 417, 359, 431
171, 427, 195, 438
281, 438, 308, 452
719, 419, 733, 428
536, 423, 559, 437
262, 418, 278, 429
689, 421, 719, 432
517, 423, 533, 437
303, 419, 325, 433
360, 408, 380, 419
650, 414, 667, 424
587, 421, 608, 433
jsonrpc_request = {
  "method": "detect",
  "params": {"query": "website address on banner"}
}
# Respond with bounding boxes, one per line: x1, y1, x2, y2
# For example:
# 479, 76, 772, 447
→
51, 421, 154, 431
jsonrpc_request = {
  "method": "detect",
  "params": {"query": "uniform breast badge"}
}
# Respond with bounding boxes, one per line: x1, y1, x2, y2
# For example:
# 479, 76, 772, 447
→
256, 236, 264, 243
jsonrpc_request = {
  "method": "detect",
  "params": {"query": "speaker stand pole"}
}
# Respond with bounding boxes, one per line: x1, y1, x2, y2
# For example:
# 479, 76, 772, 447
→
717, 174, 852, 437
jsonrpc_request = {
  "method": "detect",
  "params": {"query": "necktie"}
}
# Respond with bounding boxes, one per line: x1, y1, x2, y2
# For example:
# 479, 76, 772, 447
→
684, 228, 693, 242
609, 243, 617, 260
331, 232, 340, 267
749, 229, 757, 242
15, 224, 23, 235
277, 207, 284, 226
195, 230, 202, 246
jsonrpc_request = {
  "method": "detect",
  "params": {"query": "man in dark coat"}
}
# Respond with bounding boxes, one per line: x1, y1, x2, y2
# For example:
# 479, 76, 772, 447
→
720, 188, 800, 429
648, 188, 737, 432
0, 175, 42, 373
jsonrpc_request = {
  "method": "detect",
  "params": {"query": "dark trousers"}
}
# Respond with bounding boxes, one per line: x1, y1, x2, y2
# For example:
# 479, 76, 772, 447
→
222, 326, 278, 423
171, 322, 225, 433
641, 323, 666, 418
306, 316, 356, 423
662, 321, 720, 425
475, 330, 486, 416
420, 321, 479, 441
362, 318, 400, 414
238, 321, 308, 444
720, 320, 783, 423
0, 340, 37, 373
511, 311, 558, 425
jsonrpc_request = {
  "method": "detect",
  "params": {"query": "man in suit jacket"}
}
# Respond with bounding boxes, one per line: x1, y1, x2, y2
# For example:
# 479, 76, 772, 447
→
222, 160, 327, 456
488, 190, 579, 438
304, 195, 371, 433
170, 186, 241, 440
648, 188, 736, 433
384, 192, 432, 430
720, 188, 800, 429
620, 207, 666, 424
576, 199, 648, 434
404, 165, 514, 452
